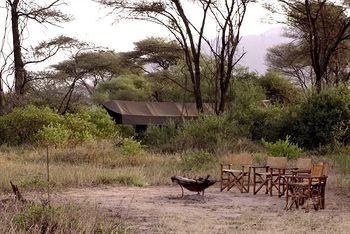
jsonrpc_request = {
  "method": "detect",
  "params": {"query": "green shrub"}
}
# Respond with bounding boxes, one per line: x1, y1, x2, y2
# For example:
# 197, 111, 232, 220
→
174, 115, 242, 153
0, 105, 63, 145
74, 106, 119, 139
249, 105, 289, 142
63, 113, 95, 144
262, 136, 303, 159
259, 71, 303, 104
143, 121, 178, 151
119, 138, 145, 156
289, 86, 350, 148
181, 150, 216, 171
36, 123, 71, 146
0, 105, 119, 146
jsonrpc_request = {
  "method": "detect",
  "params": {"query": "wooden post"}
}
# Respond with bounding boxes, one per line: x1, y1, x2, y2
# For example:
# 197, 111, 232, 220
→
46, 145, 50, 203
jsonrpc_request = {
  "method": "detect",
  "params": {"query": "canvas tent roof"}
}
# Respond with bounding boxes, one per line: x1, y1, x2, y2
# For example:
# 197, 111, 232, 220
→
103, 100, 213, 125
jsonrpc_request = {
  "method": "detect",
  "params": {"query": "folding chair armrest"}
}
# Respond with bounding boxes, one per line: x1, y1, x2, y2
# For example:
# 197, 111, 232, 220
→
250, 165, 268, 169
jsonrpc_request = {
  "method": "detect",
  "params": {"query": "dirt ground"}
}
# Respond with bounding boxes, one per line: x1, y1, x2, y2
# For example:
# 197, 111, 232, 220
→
56, 184, 350, 234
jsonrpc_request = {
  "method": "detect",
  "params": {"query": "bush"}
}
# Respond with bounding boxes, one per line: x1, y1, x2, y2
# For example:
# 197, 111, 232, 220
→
36, 123, 71, 146
289, 86, 350, 149
259, 71, 303, 105
249, 105, 288, 141
119, 138, 145, 156
181, 150, 216, 171
174, 115, 243, 153
262, 136, 303, 159
74, 107, 119, 139
0, 105, 64, 145
143, 121, 178, 151
0, 105, 119, 146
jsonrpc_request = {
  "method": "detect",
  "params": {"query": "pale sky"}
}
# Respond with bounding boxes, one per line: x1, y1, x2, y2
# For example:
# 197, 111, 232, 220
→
28, 0, 280, 51
1, 0, 282, 71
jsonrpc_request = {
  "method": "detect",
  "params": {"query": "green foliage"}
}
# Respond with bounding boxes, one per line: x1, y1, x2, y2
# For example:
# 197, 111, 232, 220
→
259, 71, 303, 104
181, 150, 216, 171
36, 123, 71, 146
119, 138, 144, 156
0, 105, 118, 146
289, 86, 350, 148
64, 113, 95, 143
82, 107, 118, 138
250, 105, 290, 142
0, 105, 64, 145
10, 203, 123, 233
123, 37, 183, 70
174, 115, 243, 153
143, 121, 178, 151
262, 136, 303, 159
13, 204, 58, 232
93, 74, 153, 103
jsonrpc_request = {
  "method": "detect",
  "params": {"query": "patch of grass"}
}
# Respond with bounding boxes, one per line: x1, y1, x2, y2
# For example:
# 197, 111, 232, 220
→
95, 174, 147, 187
181, 150, 216, 171
0, 202, 127, 233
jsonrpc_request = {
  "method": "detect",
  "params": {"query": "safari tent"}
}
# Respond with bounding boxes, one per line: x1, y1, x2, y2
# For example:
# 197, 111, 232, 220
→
102, 100, 213, 126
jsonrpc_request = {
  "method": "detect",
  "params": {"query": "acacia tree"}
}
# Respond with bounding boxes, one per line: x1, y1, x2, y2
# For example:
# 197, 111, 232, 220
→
122, 37, 183, 70
98, 0, 253, 113
266, 0, 350, 92
49, 50, 129, 114
122, 37, 193, 101
3, 0, 70, 105
266, 43, 315, 93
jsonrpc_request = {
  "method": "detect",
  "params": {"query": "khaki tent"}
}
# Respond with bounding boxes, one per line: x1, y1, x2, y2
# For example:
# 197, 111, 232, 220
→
103, 100, 213, 125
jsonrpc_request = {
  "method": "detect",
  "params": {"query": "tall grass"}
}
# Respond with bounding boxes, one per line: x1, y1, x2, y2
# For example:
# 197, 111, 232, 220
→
0, 141, 223, 193
0, 202, 128, 233
1, 141, 349, 194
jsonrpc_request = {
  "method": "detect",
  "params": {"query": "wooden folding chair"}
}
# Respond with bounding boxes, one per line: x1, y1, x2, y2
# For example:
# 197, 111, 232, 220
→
220, 153, 252, 193
252, 156, 287, 196
286, 162, 328, 211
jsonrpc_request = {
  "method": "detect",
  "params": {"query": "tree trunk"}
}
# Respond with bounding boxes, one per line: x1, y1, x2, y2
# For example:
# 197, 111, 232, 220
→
10, 0, 27, 99
315, 73, 322, 93
0, 76, 5, 115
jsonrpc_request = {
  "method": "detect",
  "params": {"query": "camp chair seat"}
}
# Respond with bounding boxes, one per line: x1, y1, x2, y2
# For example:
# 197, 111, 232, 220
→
221, 153, 252, 193
222, 169, 244, 173
255, 171, 282, 176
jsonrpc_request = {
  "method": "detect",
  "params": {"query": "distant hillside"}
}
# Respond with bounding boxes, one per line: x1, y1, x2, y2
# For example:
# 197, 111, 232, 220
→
238, 27, 290, 74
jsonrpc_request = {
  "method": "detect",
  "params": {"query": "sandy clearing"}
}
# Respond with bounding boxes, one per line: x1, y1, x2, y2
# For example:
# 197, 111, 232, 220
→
56, 184, 350, 234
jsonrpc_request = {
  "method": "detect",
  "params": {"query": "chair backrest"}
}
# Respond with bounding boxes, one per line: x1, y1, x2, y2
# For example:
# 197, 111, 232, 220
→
311, 162, 325, 177
266, 156, 287, 169
323, 163, 328, 176
296, 158, 312, 171
230, 153, 253, 166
